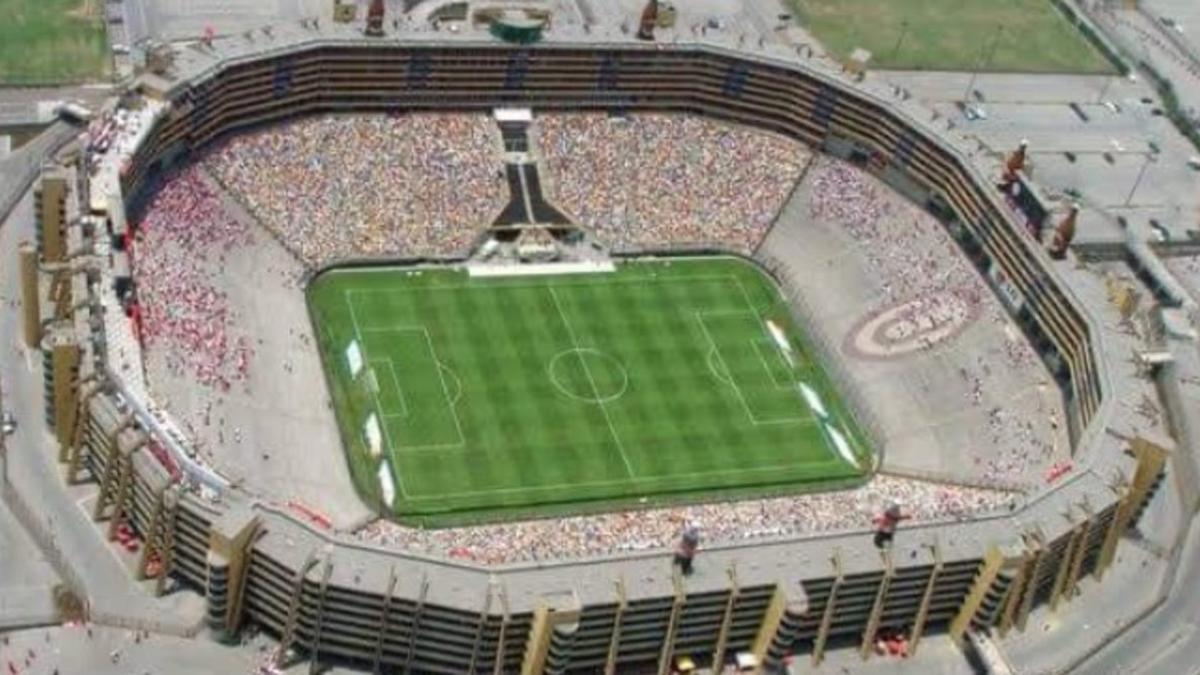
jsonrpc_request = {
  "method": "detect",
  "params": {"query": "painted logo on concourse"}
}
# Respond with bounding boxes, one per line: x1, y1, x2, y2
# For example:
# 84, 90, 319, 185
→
843, 290, 980, 360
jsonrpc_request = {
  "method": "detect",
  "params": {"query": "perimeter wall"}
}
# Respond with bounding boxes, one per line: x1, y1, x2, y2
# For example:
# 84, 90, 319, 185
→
30, 42, 1173, 675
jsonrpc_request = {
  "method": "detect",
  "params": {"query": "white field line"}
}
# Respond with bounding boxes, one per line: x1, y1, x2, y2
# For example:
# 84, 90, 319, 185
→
417, 325, 468, 448
345, 292, 409, 499
402, 448, 829, 501
342, 268, 832, 499
695, 311, 759, 425
548, 287, 637, 479
363, 325, 467, 452
344, 273, 742, 302
373, 357, 408, 418
694, 311, 809, 427
751, 339, 795, 390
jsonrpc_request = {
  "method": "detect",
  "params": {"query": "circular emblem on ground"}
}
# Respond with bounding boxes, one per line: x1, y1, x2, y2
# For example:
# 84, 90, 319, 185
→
548, 349, 629, 404
843, 291, 980, 360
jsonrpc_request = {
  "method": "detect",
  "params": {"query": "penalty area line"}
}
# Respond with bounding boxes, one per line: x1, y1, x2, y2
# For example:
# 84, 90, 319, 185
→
345, 291, 410, 500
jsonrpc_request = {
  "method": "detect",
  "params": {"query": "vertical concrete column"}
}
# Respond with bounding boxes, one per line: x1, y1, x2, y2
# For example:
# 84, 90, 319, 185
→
521, 603, 553, 675
208, 506, 263, 639
998, 534, 1039, 637
105, 436, 145, 540
811, 552, 843, 666
467, 579, 496, 674
372, 567, 397, 675
860, 549, 894, 660
754, 587, 806, 674
308, 554, 335, 675
92, 424, 128, 521
155, 488, 180, 597
493, 582, 512, 675
402, 575, 430, 675
275, 552, 319, 667
66, 380, 102, 483
1097, 438, 1167, 576
136, 482, 170, 579
51, 343, 81, 458
1014, 530, 1046, 632
603, 578, 627, 675
949, 545, 1012, 643
19, 243, 40, 349
520, 592, 581, 675
36, 176, 68, 264
1061, 504, 1095, 606
909, 542, 943, 655
656, 570, 685, 675
1049, 515, 1084, 612
711, 566, 739, 671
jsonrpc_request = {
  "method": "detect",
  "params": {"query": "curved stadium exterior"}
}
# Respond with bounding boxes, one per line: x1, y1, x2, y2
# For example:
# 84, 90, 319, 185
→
33, 28, 1176, 675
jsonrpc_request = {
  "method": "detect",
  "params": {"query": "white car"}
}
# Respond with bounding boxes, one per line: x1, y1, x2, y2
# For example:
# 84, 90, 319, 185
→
963, 104, 988, 121
2, 411, 15, 435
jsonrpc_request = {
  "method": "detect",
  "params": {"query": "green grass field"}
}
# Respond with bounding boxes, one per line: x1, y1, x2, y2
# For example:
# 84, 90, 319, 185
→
0, 0, 109, 84
791, 0, 1115, 74
309, 257, 871, 526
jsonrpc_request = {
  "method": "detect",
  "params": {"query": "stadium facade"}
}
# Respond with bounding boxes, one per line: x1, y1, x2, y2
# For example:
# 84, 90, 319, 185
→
23, 29, 1182, 675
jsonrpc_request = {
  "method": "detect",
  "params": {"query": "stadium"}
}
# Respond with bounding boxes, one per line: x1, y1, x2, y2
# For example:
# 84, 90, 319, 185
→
10, 9, 1194, 675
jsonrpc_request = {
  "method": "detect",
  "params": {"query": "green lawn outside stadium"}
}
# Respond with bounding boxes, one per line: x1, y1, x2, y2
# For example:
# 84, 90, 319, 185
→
309, 257, 871, 526
0, 0, 109, 84
790, 0, 1115, 74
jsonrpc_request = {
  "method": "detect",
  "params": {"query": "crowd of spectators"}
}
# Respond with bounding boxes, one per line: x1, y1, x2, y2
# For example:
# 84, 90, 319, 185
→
121, 112, 1066, 565
809, 158, 985, 309
132, 166, 254, 392
357, 475, 1013, 564
204, 113, 508, 267
806, 158, 1060, 485
536, 113, 810, 254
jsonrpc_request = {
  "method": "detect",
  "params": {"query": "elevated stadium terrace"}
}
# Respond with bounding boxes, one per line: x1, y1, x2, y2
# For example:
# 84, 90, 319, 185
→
20, 29, 1183, 675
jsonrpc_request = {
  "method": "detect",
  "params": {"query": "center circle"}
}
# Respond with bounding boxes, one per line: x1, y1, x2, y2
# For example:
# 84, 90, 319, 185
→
548, 349, 629, 404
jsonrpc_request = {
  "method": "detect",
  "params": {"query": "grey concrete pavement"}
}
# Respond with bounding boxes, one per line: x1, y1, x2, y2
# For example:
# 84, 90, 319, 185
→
0, 502, 60, 630
1070, 515, 1200, 675
1144, 0, 1200, 42
0, 182, 198, 633
0, 624, 257, 675
0, 122, 78, 223
880, 71, 1132, 105
879, 63, 1200, 244
119, 0, 330, 42
789, 634, 973, 674
0, 87, 113, 128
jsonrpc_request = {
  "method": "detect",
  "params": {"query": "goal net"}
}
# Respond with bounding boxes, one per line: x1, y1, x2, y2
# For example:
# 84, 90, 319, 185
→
362, 366, 380, 396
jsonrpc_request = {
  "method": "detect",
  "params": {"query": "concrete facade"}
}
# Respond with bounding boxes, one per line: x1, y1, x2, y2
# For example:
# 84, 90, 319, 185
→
22, 37, 1184, 674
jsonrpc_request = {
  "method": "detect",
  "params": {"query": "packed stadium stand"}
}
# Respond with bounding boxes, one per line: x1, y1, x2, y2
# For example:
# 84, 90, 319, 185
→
21, 34, 1178, 675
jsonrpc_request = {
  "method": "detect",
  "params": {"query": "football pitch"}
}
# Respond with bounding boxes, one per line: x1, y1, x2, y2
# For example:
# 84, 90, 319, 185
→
309, 257, 871, 525
0, 0, 110, 84
790, 0, 1116, 74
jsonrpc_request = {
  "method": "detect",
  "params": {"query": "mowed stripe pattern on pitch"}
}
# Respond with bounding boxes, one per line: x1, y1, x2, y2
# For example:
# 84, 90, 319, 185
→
309, 257, 869, 524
